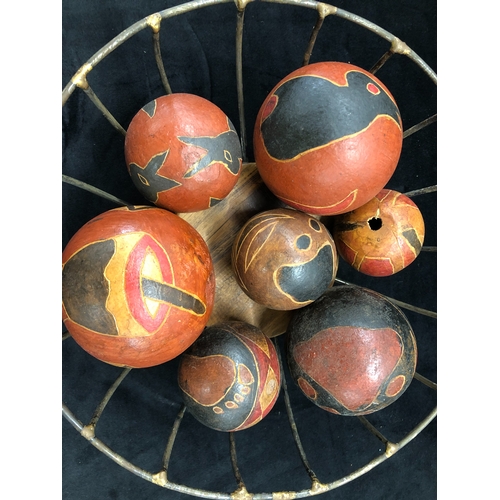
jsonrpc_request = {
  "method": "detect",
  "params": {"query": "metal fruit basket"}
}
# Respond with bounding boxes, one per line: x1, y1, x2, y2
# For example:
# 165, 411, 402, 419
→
62, 0, 436, 497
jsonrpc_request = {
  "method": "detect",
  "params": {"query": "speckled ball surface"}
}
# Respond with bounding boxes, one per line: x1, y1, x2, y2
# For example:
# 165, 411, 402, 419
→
286, 285, 417, 415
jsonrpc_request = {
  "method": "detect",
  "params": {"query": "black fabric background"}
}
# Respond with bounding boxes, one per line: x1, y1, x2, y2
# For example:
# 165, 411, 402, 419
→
62, 1, 437, 498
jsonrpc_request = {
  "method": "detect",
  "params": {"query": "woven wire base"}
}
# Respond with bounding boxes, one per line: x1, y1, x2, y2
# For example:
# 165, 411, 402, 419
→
62, 1, 437, 497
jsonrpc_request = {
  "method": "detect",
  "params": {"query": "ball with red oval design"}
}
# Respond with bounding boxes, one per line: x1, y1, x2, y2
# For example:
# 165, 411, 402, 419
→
178, 321, 281, 432
332, 189, 425, 276
286, 285, 417, 416
254, 61, 403, 216
62, 206, 215, 368
125, 93, 243, 213
231, 208, 338, 311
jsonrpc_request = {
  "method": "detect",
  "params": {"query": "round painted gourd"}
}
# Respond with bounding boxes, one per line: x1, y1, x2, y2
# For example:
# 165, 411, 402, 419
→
253, 61, 403, 216
332, 188, 425, 276
231, 208, 338, 310
62, 206, 215, 368
178, 321, 281, 432
125, 93, 243, 213
286, 285, 417, 416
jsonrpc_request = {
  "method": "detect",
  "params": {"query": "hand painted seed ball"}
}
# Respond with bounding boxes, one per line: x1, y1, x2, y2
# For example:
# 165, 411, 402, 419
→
124, 93, 243, 213
332, 189, 425, 277
253, 61, 403, 216
62, 206, 216, 368
231, 208, 338, 311
286, 285, 417, 416
178, 321, 281, 432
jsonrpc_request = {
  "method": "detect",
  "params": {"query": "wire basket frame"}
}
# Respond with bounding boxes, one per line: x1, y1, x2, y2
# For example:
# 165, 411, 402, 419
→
62, 0, 437, 498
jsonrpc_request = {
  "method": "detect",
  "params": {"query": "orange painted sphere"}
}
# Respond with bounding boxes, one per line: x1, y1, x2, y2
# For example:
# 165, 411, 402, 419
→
125, 93, 243, 213
178, 321, 281, 432
332, 189, 425, 276
232, 208, 338, 310
253, 61, 403, 216
62, 206, 216, 368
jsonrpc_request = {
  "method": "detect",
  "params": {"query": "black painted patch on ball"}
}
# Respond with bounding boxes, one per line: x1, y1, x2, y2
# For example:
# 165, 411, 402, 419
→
296, 235, 311, 250
403, 228, 423, 253
142, 100, 157, 118
141, 278, 206, 315
309, 219, 322, 232
260, 72, 401, 160
278, 244, 334, 302
62, 239, 119, 335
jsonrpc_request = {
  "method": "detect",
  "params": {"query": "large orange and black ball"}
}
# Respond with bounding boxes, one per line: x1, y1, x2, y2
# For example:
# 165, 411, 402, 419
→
332, 188, 425, 276
254, 61, 403, 216
231, 208, 338, 310
286, 286, 417, 416
125, 93, 243, 213
62, 206, 216, 368
178, 321, 281, 432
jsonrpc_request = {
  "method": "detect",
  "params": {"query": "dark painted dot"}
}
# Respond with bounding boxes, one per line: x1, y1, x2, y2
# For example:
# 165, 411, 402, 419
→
309, 219, 321, 231
296, 235, 311, 250
209, 197, 223, 207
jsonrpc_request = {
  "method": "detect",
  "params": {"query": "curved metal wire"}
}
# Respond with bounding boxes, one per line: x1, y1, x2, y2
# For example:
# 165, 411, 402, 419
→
62, 0, 437, 497
62, 337, 436, 499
